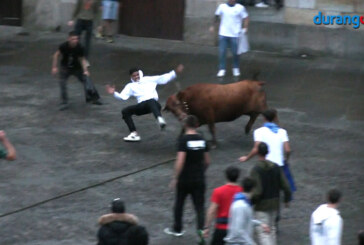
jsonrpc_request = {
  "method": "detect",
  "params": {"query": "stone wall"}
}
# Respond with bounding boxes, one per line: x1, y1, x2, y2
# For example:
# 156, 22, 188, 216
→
184, 0, 218, 45
285, 0, 364, 29
22, 0, 76, 31
19, 0, 364, 58
183, 0, 364, 58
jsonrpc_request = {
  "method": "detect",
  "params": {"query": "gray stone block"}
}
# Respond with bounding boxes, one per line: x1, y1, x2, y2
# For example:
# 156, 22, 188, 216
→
295, 25, 328, 54
249, 22, 296, 52
316, 0, 354, 12
356, 1, 364, 12
285, 7, 318, 25
343, 29, 364, 58
285, 0, 299, 8
186, 0, 217, 18
299, 0, 316, 9
184, 17, 215, 45
246, 6, 285, 23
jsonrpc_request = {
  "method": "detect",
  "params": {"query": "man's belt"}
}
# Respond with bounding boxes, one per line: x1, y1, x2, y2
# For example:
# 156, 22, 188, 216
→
216, 217, 228, 225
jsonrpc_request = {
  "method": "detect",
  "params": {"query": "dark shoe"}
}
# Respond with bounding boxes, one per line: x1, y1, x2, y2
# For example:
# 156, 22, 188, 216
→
92, 100, 103, 105
59, 103, 69, 111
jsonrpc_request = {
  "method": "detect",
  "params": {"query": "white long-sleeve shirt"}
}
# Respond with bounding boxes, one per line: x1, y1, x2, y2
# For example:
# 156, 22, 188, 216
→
113, 70, 177, 103
224, 196, 261, 245
310, 204, 343, 245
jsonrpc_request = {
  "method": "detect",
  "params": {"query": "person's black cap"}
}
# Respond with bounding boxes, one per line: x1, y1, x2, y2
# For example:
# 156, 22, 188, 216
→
111, 198, 125, 213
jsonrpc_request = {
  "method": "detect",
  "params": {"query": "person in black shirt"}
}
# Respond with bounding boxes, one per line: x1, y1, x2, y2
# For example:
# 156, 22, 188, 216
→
52, 31, 101, 110
164, 115, 210, 242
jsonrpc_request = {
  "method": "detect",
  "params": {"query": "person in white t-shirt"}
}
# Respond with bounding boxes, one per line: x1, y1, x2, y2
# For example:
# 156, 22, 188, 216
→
239, 109, 290, 165
211, 0, 249, 77
239, 108, 296, 193
106, 64, 184, 142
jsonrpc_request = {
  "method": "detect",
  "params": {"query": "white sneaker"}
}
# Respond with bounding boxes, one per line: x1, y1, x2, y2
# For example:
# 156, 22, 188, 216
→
255, 2, 269, 7
123, 132, 141, 142
157, 116, 166, 130
217, 69, 226, 77
164, 228, 185, 237
232, 68, 240, 77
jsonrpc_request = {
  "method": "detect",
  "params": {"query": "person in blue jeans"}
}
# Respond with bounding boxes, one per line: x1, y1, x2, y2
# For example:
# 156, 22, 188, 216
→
211, 0, 249, 77
97, 0, 121, 43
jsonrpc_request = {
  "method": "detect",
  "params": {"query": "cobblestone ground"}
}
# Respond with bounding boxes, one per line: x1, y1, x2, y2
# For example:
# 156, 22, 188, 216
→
0, 32, 363, 245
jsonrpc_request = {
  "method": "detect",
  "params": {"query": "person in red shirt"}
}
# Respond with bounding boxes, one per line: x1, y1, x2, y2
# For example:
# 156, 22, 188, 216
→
203, 166, 243, 245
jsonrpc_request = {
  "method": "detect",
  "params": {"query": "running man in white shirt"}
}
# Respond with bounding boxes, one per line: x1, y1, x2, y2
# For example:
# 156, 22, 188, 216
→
310, 189, 343, 245
211, 0, 249, 77
239, 109, 295, 191
106, 64, 184, 142
239, 109, 291, 166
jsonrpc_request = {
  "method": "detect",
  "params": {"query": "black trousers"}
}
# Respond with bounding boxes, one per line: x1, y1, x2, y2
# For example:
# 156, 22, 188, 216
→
74, 19, 93, 58
59, 67, 100, 104
121, 99, 162, 132
173, 181, 205, 233
211, 228, 227, 245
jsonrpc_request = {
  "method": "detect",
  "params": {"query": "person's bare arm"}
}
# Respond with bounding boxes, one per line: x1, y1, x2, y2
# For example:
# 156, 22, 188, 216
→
0, 131, 16, 161
239, 141, 260, 162
243, 17, 249, 32
204, 152, 211, 169
283, 141, 291, 162
174, 64, 184, 75
52, 50, 60, 75
81, 57, 90, 76
209, 15, 220, 32
170, 152, 186, 189
203, 202, 218, 238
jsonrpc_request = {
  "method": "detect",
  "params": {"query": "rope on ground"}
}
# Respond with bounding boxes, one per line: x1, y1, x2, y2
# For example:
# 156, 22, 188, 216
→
0, 157, 175, 219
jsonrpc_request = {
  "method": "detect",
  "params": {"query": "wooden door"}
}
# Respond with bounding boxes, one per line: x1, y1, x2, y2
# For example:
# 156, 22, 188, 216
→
0, 0, 22, 26
119, 0, 185, 40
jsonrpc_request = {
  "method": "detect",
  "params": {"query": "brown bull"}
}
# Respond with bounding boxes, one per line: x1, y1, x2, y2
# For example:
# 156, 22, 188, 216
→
163, 80, 267, 146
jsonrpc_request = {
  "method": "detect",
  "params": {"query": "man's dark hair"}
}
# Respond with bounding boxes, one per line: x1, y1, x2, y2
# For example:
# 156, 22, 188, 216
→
184, 115, 199, 128
68, 31, 78, 37
129, 68, 139, 75
225, 166, 240, 183
262, 109, 277, 122
258, 142, 269, 156
242, 177, 255, 193
111, 198, 125, 213
327, 189, 342, 204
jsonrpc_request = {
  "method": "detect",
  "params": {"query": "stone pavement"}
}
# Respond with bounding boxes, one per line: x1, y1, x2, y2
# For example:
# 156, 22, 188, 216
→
0, 29, 363, 245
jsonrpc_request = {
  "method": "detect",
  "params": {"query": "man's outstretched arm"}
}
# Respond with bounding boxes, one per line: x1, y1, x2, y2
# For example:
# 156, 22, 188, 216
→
148, 64, 184, 85
0, 131, 16, 161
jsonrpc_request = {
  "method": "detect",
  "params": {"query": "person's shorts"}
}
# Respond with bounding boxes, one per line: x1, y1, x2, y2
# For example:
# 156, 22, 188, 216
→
102, 0, 119, 20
